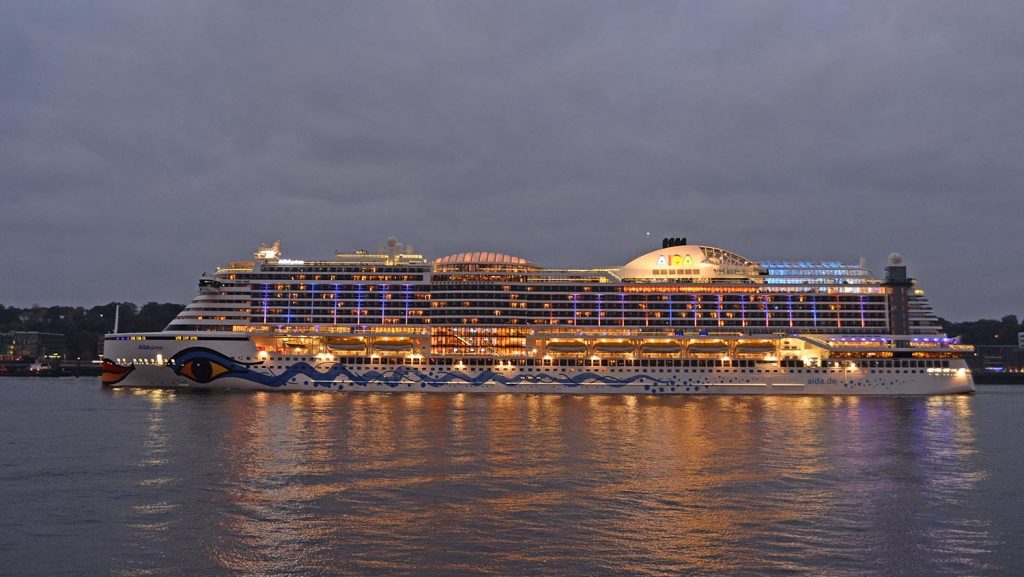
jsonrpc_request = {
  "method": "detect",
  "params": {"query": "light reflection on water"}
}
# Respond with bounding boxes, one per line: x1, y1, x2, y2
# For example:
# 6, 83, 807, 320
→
0, 380, 1018, 576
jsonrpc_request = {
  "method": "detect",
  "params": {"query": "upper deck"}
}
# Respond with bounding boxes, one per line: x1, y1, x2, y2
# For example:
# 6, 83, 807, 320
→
165, 237, 941, 338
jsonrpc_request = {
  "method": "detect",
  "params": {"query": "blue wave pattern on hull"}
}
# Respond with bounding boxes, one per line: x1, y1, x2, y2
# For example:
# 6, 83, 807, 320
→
168, 347, 676, 389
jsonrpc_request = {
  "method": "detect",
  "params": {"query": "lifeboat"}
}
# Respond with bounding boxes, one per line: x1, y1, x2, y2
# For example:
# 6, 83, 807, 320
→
640, 341, 682, 354
546, 340, 587, 353
328, 337, 366, 352
735, 341, 776, 354
686, 340, 729, 354
373, 338, 416, 352
283, 341, 306, 348
593, 340, 634, 353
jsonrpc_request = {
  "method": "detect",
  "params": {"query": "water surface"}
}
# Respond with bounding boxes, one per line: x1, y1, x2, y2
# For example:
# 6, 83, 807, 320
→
1, 378, 1022, 576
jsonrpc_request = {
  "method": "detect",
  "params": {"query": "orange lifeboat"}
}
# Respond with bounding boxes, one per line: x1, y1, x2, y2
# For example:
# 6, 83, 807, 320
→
593, 340, 633, 353
328, 337, 366, 352
546, 340, 587, 353
640, 341, 682, 354
373, 338, 416, 352
735, 340, 776, 355
686, 340, 729, 354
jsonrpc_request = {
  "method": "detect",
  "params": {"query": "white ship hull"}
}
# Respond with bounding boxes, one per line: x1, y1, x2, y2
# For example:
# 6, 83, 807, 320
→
102, 333, 974, 396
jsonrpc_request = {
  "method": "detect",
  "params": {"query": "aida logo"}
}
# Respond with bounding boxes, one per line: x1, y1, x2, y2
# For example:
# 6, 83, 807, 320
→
656, 254, 694, 267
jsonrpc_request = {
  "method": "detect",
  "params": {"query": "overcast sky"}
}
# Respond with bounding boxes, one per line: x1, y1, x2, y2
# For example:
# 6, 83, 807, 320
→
1, 1, 1022, 321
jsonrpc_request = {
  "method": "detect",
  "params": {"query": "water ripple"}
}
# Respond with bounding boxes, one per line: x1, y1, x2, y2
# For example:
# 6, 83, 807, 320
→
0, 379, 1021, 576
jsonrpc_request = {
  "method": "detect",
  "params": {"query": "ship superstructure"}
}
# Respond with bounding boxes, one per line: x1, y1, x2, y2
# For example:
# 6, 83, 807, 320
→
102, 237, 973, 395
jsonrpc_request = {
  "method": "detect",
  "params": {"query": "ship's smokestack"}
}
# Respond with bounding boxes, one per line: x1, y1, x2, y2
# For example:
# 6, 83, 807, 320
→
882, 252, 913, 336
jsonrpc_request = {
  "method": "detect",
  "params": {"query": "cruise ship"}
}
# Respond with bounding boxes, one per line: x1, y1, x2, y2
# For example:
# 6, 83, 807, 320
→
102, 237, 974, 395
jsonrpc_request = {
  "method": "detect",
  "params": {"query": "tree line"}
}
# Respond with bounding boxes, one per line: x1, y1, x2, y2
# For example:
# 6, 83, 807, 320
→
939, 315, 1022, 348
0, 302, 185, 359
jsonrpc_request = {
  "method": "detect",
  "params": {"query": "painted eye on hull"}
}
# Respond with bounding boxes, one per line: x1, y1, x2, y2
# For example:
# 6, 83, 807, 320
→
169, 347, 260, 384
179, 358, 231, 383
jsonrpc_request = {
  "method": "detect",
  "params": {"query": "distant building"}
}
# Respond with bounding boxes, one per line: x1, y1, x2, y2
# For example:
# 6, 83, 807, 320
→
0, 331, 67, 360
1019, 331, 1024, 349
970, 345, 1024, 374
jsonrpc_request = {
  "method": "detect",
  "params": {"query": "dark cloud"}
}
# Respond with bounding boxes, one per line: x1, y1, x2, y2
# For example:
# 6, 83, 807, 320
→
1, 0, 1021, 320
